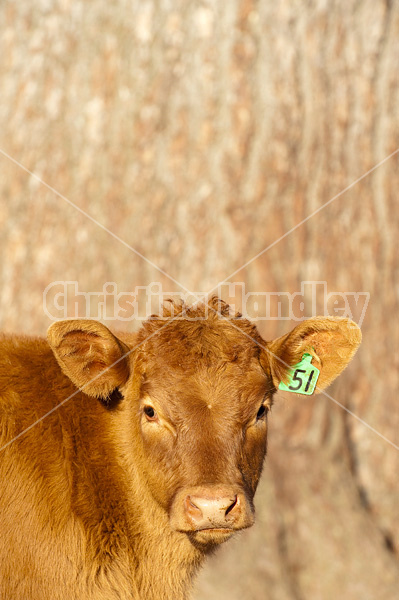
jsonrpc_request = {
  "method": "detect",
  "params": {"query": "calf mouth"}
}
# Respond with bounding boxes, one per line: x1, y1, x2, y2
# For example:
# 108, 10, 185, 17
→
186, 527, 237, 548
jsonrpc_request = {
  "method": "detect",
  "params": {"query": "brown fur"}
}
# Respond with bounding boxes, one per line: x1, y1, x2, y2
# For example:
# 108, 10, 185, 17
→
0, 299, 361, 599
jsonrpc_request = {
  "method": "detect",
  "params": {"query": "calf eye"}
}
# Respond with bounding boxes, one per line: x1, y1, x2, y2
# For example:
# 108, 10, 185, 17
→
256, 404, 268, 421
144, 405, 158, 421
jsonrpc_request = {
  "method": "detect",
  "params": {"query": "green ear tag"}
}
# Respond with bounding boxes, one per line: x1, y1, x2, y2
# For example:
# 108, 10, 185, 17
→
278, 353, 320, 395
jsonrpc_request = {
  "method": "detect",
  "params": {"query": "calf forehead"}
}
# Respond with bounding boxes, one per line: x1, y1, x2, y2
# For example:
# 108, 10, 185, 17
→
142, 358, 269, 418
134, 310, 272, 415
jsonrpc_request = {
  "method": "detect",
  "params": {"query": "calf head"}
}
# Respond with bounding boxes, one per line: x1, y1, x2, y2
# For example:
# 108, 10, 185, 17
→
47, 300, 361, 550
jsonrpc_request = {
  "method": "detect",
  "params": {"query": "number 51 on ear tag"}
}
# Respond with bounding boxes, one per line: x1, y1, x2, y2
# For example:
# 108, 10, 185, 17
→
278, 353, 320, 395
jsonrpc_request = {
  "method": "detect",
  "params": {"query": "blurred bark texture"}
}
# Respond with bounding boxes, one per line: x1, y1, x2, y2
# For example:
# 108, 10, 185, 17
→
1, 1, 399, 599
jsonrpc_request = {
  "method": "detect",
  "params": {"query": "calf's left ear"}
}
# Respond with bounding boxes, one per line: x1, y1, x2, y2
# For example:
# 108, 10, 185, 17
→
47, 320, 130, 399
264, 317, 362, 393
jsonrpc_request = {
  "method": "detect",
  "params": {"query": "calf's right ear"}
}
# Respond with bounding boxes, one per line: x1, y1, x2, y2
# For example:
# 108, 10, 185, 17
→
47, 320, 130, 399
264, 317, 362, 394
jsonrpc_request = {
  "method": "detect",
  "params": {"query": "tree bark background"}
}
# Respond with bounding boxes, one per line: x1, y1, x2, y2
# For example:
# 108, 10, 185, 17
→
1, 1, 399, 598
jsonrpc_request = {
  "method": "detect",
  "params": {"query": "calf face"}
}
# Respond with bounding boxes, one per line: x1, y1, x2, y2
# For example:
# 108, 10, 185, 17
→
134, 336, 271, 547
47, 300, 361, 550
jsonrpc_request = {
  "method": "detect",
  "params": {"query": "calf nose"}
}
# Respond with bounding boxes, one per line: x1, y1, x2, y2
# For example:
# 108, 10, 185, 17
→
170, 485, 255, 533
186, 494, 238, 528
183, 488, 252, 530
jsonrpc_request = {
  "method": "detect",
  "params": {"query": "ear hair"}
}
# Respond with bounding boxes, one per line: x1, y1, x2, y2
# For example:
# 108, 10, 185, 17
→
99, 388, 124, 409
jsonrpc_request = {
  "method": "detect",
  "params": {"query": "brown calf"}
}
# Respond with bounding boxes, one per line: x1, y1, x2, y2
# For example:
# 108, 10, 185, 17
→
0, 299, 361, 599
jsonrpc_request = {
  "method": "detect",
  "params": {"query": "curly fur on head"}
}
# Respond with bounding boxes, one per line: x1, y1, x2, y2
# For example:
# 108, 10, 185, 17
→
136, 296, 267, 368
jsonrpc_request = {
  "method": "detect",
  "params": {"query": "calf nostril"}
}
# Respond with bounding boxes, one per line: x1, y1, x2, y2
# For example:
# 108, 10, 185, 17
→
185, 496, 203, 520
225, 495, 239, 517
